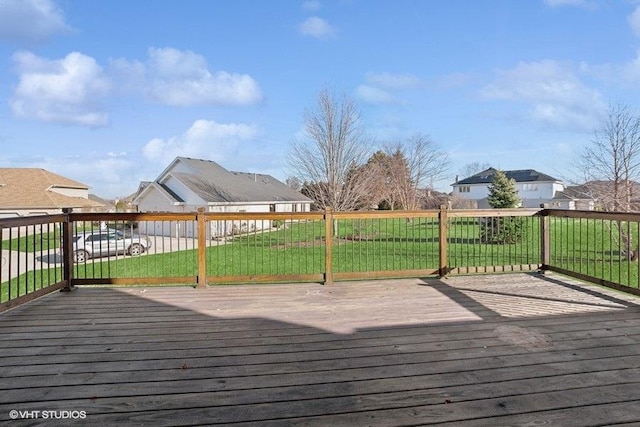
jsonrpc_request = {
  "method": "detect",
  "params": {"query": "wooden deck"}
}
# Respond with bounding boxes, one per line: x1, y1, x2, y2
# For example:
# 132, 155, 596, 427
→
2, 272, 640, 426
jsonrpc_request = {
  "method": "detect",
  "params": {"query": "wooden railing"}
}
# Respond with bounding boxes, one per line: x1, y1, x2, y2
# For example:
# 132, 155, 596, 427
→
542, 209, 640, 296
0, 213, 67, 311
3, 207, 640, 311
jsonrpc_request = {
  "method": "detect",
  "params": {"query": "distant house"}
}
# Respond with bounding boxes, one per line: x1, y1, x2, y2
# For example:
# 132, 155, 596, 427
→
553, 181, 640, 211
452, 168, 565, 209
550, 185, 596, 210
132, 157, 313, 237
0, 168, 103, 219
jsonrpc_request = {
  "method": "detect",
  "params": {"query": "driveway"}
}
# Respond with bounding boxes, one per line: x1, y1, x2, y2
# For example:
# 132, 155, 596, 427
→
1, 250, 49, 281
1, 236, 223, 281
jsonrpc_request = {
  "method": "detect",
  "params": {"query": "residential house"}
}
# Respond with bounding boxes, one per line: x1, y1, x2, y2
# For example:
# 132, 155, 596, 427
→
0, 168, 103, 219
550, 185, 596, 210
451, 168, 565, 209
553, 181, 640, 211
132, 157, 313, 237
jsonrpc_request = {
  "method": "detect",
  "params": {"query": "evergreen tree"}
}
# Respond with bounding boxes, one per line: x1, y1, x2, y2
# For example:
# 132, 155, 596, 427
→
480, 170, 523, 244
487, 170, 520, 208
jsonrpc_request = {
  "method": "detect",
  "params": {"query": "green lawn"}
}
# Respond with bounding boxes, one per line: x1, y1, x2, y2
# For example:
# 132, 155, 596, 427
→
548, 217, 640, 288
1, 230, 62, 253
447, 216, 541, 268
1, 267, 64, 303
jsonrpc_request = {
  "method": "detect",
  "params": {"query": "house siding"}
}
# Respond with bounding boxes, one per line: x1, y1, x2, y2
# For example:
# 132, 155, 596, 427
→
452, 169, 567, 209
133, 157, 312, 238
137, 189, 183, 213
207, 203, 304, 237
457, 184, 490, 200
49, 187, 89, 198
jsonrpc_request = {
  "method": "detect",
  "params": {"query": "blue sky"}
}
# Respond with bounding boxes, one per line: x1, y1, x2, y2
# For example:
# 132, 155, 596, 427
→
1, 0, 639, 198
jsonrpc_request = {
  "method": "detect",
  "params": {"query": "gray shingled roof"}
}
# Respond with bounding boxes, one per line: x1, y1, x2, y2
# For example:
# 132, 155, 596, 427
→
166, 157, 312, 204
455, 168, 560, 185
158, 182, 185, 203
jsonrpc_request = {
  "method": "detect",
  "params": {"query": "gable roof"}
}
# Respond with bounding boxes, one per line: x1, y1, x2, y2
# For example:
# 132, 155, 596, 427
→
454, 168, 560, 185
556, 184, 595, 200
0, 168, 103, 209
559, 181, 640, 200
140, 157, 312, 204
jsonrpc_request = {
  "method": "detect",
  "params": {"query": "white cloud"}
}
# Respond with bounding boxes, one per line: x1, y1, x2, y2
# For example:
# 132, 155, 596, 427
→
112, 47, 263, 106
481, 60, 605, 130
621, 49, 640, 80
543, 0, 590, 7
0, 0, 72, 44
299, 17, 336, 39
302, 0, 321, 11
430, 72, 475, 90
581, 49, 640, 89
12, 151, 143, 198
629, 5, 640, 37
10, 51, 110, 127
142, 119, 258, 165
357, 72, 425, 105
356, 85, 396, 104
365, 72, 422, 90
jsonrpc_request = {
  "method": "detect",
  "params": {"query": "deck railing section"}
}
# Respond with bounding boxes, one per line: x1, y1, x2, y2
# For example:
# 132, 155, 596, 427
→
5, 207, 640, 311
205, 211, 326, 284
1, 214, 67, 310
331, 210, 441, 280
69, 212, 199, 286
543, 209, 640, 295
447, 209, 542, 275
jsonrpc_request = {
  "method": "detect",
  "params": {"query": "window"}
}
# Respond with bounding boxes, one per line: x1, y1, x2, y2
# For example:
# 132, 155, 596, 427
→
458, 186, 470, 193
86, 234, 104, 242
523, 183, 538, 191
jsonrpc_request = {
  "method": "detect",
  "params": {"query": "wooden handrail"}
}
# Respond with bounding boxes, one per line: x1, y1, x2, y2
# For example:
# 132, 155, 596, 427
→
9, 206, 640, 311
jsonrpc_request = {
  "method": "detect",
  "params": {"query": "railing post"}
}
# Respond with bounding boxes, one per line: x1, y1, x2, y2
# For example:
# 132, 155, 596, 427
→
61, 208, 74, 292
324, 208, 334, 285
439, 205, 448, 277
196, 208, 207, 289
540, 211, 550, 272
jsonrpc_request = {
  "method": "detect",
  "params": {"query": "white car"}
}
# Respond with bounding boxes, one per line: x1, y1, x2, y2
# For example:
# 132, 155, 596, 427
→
72, 230, 151, 263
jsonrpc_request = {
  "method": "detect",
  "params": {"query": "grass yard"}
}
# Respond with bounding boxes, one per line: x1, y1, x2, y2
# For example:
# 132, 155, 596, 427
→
1, 229, 62, 253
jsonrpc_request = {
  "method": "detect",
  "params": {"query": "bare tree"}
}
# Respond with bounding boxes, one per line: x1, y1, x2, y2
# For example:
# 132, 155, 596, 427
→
383, 134, 450, 211
579, 103, 640, 259
458, 162, 492, 180
581, 103, 640, 212
285, 177, 302, 191
287, 88, 373, 211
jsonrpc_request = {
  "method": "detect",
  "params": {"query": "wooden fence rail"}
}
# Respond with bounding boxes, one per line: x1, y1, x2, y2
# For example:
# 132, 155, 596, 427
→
3, 207, 640, 311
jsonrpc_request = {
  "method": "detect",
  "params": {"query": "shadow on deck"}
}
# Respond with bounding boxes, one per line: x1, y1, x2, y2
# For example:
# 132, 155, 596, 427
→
1, 272, 640, 426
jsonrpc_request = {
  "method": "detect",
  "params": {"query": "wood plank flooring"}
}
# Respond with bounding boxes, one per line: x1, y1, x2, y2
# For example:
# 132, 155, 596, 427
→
1, 272, 640, 426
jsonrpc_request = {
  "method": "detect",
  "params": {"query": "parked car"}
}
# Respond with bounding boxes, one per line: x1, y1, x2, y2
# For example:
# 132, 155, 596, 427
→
72, 230, 152, 263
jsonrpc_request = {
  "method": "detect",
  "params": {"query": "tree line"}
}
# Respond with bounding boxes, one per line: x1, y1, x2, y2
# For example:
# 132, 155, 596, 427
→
287, 88, 640, 219
287, 88, 450, 211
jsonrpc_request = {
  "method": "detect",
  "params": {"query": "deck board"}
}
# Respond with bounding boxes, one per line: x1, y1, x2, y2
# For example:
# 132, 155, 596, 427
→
2, 272, 640, 425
